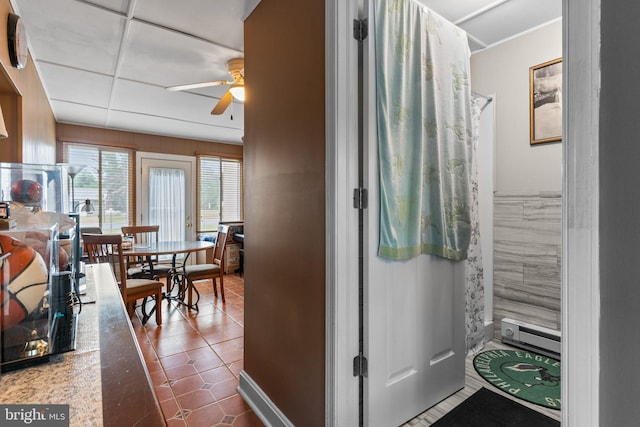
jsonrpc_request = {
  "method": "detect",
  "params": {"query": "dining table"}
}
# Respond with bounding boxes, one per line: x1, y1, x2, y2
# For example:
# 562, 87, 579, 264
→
122, 240, 214, 310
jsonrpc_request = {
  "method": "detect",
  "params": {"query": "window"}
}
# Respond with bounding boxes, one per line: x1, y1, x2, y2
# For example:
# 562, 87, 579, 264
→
197, 156, 243, 233
62, 142, 135, 234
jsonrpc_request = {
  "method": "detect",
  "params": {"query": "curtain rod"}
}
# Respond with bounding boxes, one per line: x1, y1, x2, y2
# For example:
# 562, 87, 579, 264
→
472, 91, 492, 102
472, 91, 493, 111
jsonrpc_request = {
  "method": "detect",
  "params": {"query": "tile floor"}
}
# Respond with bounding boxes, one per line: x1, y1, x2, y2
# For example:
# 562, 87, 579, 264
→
132, 275, 559, 427
131, 273, 264, 427
403, 340, 561, 426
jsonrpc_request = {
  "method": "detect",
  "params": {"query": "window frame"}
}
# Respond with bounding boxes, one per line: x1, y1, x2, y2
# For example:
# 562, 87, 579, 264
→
196, 153, 244, 234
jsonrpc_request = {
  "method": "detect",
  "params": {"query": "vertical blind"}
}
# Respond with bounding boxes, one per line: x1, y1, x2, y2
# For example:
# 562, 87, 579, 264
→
197, 155, 243, 233
62, 142, 135, 233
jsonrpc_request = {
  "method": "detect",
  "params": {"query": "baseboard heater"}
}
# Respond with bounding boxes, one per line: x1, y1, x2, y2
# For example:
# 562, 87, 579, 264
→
501, 318, 561, 359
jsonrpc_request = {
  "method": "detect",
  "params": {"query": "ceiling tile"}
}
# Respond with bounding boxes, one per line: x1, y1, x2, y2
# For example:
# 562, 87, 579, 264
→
134, 0, 246, 52
16, 0, 126, 74
106, 110, 244, 143
37, 63, 114, 108
83, 0, 131, 14
51, 100, 108, 127
119, 20, 241, 88
412, 0, 498, 22
110, 79, 243, 128
457, 0, 562, 48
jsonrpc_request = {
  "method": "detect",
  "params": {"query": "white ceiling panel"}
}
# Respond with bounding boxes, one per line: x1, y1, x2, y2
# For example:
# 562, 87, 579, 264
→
12, 0, 561, 145
134, 0, 246, 52
107, 110, 244, 143
413, 0, 498, 22
16, 0, 126, 74
110, 79, 243, 127
51, 100, 108, 127
119, 19, 240, 89
85, 0, 131, 14
38, 63, 114, 108
459, 0, 562, 47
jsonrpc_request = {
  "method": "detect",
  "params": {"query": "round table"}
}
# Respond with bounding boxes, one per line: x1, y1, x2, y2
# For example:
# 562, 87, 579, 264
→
123, 240, 214, 310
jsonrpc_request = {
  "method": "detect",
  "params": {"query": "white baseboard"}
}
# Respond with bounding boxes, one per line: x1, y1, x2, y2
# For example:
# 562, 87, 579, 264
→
237, 370, 294, 427
484, 320, 495, 343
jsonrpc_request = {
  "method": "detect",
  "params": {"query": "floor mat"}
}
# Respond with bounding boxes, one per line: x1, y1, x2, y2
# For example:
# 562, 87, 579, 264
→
430, 388, 560, 427
473, 349, 561, 410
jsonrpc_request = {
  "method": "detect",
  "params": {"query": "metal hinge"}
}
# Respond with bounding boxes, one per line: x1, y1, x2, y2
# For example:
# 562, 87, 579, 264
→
353, 188, 368, 210
353, 18, 368, 42
353, 354, 368, 377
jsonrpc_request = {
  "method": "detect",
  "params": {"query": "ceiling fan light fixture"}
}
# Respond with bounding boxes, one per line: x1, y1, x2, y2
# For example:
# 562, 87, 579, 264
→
229, 83, 245, 102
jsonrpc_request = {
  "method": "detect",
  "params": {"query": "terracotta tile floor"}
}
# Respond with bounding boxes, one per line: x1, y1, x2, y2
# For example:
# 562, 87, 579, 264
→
131, 273, 264, 427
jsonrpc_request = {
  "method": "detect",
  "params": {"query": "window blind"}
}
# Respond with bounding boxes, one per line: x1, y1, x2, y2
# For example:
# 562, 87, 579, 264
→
62, 142, 135, 233
197, 155, 243, 233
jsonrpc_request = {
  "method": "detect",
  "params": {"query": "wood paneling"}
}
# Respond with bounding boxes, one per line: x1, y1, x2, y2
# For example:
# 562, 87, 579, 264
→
56, 123, 243, 159
243, 0, 326, 425
0, 0, 56, 164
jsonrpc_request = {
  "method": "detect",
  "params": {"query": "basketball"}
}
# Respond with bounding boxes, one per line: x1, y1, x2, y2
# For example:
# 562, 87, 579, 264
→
10, 179, 43, 205
0, 234, 49, 330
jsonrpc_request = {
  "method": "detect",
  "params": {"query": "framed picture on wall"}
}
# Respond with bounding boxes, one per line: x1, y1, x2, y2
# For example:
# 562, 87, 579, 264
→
529, 58, 562, 145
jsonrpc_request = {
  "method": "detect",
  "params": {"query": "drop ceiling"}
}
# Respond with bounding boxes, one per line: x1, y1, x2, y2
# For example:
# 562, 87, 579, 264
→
11, 0, 561, 145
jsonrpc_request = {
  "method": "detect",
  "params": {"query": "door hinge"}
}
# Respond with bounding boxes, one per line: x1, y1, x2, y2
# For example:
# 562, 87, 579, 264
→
353, 18, 368, 42
353, 354, 368, 377
353, 188, 368, 210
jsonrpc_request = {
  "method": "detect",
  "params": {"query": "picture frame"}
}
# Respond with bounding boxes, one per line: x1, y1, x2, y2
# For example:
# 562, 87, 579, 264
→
529, 58, 562, 145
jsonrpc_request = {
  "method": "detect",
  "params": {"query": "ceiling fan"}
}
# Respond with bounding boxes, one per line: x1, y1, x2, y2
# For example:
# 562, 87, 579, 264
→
166, 57, 245, 115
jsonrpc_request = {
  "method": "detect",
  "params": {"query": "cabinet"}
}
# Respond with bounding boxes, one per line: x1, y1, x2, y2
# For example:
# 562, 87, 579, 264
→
225, 243, 240, 273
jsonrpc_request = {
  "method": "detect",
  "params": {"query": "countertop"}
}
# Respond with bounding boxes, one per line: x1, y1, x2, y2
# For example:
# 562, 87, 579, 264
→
0, 263, 166, 426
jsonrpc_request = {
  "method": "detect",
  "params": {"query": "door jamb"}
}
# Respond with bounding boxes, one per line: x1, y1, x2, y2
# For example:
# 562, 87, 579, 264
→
325, 0, 361, 425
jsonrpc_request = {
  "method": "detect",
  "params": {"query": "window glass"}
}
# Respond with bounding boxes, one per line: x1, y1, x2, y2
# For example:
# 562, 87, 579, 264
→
197, 156, 243, 233
63, 143, 134, 233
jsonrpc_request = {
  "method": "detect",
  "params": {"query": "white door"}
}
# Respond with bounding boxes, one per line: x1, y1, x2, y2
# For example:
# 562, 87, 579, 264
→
137, 153, 196, 242
363, 3, 466, 423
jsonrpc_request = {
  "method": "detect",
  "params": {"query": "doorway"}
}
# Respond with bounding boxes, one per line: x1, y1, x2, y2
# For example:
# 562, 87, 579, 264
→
136, 152, 196, 243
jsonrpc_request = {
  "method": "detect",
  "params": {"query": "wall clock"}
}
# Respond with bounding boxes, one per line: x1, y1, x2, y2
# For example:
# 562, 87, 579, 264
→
7, 13, 27, 69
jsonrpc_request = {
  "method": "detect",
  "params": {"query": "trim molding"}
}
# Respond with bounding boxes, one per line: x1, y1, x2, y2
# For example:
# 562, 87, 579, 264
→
484, 320, 495, 344
238, 371, 294, 427
562, 0, 600, 425
325, 0, 361, 425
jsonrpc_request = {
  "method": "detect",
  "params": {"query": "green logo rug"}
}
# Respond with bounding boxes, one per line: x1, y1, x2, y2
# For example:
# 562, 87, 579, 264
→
473, 349, 561, 410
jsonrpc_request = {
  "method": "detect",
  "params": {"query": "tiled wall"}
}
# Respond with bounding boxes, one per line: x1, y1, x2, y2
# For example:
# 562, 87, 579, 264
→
493, 192, 562, 339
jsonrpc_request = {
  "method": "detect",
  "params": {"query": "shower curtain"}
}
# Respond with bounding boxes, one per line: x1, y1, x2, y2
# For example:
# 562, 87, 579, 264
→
465, 95, 486, 354
375, 0, 473, 261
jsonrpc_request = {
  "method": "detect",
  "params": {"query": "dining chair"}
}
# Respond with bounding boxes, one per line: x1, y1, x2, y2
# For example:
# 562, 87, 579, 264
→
121, 225, 175, 281
82, 233, 163, 325
183, 224, 229, 303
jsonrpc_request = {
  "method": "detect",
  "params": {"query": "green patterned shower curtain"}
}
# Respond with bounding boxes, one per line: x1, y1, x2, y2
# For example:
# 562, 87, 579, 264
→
375, 0, 473, 261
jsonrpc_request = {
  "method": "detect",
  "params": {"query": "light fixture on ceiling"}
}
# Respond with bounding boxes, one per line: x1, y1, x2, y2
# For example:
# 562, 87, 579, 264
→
229, 82, 245, 102
0, 105, 8, 138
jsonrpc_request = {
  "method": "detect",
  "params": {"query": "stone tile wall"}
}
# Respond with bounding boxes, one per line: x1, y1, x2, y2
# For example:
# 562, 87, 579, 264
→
493, 192, 562, 339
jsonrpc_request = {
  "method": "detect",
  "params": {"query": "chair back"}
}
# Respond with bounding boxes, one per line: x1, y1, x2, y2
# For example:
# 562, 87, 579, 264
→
82, 233, 128, 296
121, 225, 160, 246
213, 225, 229, 267
121, 225, 162, 269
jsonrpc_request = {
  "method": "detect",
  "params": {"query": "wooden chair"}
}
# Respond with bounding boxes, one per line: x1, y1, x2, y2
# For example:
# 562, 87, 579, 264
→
121, 225, 175, 280
183, 224, 229, 303
82, 233, 163, 325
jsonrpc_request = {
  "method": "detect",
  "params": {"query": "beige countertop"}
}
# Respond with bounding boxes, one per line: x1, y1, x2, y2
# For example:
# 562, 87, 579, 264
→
0, 263, 165, 427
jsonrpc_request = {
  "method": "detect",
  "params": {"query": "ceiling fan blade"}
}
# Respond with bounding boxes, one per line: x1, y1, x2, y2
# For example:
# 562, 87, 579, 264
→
211, 91, 234, 115
165, 80, 229, 92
